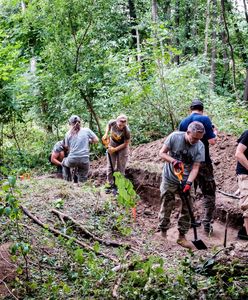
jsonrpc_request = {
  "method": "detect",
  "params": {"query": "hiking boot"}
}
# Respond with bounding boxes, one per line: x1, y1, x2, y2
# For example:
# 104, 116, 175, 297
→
237, 226, 248, 240
177, 235, 193, 249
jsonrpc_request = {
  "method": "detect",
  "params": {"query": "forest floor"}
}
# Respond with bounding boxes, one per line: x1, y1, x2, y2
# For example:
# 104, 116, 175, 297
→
0, 133, 248, 299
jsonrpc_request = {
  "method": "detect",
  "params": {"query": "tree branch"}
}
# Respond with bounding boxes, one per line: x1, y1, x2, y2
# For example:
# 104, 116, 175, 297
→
51, 209, 131, 249
20, 206, 118, 263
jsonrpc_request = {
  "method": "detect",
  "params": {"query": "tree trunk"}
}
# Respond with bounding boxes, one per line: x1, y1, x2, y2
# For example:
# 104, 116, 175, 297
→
136, 27, 142, 74
184, 0, 191, 56
244, 69, 248, 103
79, 89, 103, 137
221, 0, 237, 94
243, 0, 248, 23
128, 0, 137, 48
174, 0, 180, 64
151, 0, 158, 22
191, 0, 198, 56
210, 0, 217, 90
220, 13, 229, 87
204, 0, 211, 57
41, 100, 53, 133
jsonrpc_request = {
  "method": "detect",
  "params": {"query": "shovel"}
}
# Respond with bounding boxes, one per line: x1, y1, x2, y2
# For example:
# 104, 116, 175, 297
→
174, 164, 207, 250
102, 136, 117, 195
223, 213, 229, 247
180, 190, 208, 250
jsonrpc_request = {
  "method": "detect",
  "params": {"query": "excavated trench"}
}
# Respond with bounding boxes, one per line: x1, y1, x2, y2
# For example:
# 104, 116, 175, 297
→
91, 132, 243, 228
125, 165, 243, 227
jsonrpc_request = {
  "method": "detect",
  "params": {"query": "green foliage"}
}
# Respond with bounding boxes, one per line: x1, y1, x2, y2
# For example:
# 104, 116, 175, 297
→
114, 171, 139, 209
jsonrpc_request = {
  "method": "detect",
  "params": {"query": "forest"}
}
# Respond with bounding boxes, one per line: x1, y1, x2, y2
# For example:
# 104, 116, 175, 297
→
0, 0, 248, 299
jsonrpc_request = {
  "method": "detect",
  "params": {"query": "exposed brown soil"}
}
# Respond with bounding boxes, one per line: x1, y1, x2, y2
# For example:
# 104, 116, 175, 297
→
91, 132, 242, 225
0, 242, 16, 298
0, 132, 246, 299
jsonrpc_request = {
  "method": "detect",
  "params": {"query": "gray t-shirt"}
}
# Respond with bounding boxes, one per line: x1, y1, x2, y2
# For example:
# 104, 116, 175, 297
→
162, 131, 205, 184
53, 141, 64, 153
109, 120, 131, 146
64, 128, 97, 163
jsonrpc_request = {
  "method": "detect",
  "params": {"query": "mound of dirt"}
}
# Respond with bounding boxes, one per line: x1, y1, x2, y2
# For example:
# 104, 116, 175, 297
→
90, 132, 242, 226
128, 132, 238, 193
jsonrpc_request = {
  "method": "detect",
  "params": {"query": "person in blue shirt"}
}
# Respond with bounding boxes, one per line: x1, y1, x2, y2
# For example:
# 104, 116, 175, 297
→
179, 99, 218, 234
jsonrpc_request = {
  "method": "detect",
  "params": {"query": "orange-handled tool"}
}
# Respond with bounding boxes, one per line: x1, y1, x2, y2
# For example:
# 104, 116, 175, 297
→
174, 163, 184, 182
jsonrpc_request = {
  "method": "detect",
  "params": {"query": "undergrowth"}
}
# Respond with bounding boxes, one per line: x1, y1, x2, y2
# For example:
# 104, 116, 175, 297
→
0, 176, 247, 299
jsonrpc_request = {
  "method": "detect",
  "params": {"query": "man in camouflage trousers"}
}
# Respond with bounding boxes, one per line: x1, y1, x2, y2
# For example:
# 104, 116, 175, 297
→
158, 121, 205, 249
179, 99, 217, 234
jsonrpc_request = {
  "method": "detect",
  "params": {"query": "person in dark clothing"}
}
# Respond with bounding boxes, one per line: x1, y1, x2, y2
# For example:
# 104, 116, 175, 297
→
235, 130, 248, 239
49, 140, 66, 178
179, 99, 217, 234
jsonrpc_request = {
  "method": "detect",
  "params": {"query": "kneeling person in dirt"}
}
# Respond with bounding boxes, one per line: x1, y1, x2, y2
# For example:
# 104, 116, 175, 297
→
235, 129, 248, 239
158, 121, 205, 249
102, 114, 130, 193
63, 115, 99, 183
49, 140, 66, 178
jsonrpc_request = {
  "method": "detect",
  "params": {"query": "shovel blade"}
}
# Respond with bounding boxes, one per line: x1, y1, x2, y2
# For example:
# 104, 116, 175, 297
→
192, 239, 208, 250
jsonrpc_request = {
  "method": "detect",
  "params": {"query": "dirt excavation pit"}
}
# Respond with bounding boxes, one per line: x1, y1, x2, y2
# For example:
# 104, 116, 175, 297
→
91, 132, 244, 242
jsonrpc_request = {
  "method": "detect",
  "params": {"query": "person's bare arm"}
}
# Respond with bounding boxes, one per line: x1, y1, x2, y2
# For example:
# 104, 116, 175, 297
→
187, 162, 201, 183
103, 123, 110, 139
90, 136, 99, 144
108, 140, 130, 153
159, 144, 175, 163
51, 152, 62, 166
208, 125, 218, 145
235, 143, 248, 170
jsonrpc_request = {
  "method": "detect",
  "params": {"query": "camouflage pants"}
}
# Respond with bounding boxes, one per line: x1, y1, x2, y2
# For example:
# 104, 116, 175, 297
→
107, 147, 128, 184
159, 181, 193, 235
196, 162, 216, 230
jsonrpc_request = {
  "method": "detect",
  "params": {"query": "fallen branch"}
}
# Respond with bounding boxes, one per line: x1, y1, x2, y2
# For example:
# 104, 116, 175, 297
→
112, 256, 148, 272
217, 190, 240, 199
51, 209, 131, 249
21, 206, 118, 263
112, 273, 125, 298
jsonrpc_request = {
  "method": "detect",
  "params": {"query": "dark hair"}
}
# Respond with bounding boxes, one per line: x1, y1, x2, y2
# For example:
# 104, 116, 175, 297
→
190, 99, 204, 111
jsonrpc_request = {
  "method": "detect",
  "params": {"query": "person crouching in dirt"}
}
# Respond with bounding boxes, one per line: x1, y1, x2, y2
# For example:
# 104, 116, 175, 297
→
235, 129, 248, 240
102, 114, 131, 193
179, 99, 217, 234
49, 140, 66, 178
158, 121, 205, 249
62, 115, 99, 183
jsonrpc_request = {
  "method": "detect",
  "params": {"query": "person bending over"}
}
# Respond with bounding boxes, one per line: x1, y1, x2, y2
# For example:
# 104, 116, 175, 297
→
158, 121, 205, 249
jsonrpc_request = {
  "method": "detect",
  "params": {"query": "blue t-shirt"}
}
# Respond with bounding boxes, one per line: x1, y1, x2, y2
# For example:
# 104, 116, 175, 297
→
179, 113, 216, 163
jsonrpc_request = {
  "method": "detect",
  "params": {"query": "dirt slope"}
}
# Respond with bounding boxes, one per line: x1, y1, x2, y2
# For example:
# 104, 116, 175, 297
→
91, 132, 242, 226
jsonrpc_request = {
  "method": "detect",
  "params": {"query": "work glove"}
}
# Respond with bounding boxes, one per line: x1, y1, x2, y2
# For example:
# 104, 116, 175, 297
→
108, 146, 116, 154
173, 160, 183, 171
183, 181, 192, 193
